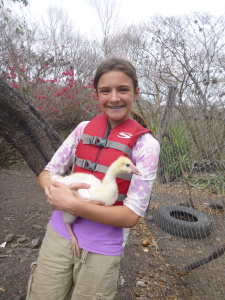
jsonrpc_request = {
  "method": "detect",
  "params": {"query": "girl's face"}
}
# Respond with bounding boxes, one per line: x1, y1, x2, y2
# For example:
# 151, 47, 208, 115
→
95, 71, 139, 128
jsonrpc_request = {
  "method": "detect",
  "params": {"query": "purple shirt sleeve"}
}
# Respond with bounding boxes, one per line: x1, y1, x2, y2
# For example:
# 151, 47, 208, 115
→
44, 121, 89, 175
124, 133, 160, 217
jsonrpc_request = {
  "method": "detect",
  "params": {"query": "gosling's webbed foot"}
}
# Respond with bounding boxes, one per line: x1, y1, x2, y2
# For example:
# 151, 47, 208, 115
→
71, 237, 80, 258
65, 222, 80, 258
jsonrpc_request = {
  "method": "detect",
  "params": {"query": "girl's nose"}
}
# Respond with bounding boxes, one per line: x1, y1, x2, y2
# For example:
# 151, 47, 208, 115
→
110, 90, 120, 101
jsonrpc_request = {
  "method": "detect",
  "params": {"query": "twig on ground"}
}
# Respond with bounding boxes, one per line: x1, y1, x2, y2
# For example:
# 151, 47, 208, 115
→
24, 214, 38, 223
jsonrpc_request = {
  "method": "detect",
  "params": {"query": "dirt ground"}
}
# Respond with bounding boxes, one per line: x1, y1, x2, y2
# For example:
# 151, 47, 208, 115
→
0, 162, 225, 300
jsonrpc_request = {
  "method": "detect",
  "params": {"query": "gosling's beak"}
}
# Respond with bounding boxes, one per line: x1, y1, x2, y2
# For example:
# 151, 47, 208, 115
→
132, 165, 142, 176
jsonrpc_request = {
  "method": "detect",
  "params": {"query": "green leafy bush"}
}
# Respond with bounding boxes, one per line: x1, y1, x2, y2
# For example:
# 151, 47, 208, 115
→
159, 124, 192, 183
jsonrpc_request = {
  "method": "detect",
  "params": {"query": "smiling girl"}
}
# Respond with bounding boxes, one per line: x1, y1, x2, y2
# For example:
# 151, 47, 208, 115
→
26, 57, 160, 300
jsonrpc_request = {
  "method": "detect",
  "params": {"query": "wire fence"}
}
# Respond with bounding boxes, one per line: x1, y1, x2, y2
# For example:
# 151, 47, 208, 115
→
147, 87, 225, 299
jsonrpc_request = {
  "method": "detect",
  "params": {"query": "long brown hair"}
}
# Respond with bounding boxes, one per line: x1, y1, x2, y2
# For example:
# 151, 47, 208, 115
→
94, 57, 148, 128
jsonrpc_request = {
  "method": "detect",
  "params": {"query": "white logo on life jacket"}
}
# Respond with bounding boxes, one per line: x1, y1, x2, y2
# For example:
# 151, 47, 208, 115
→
117, 132, 133, 138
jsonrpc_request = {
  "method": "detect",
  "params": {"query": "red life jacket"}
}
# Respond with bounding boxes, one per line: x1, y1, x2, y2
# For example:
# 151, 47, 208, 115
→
73, 114, 152, 205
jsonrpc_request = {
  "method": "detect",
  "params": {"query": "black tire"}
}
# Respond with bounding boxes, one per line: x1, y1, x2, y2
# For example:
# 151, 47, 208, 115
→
154, 205, 212, 239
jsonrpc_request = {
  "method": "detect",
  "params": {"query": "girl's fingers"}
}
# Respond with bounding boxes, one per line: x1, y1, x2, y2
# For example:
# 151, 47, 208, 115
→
68, 182, 91, 190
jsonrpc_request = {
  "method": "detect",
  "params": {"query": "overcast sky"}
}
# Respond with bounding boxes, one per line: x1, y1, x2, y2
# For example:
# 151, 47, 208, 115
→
5, 0, 225, 36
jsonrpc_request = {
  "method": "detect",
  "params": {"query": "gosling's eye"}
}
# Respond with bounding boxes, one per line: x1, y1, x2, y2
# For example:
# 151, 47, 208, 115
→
126, 163, 131, 167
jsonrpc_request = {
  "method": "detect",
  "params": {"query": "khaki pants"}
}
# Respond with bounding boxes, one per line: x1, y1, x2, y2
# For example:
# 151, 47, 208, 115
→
26, 225, 124, 300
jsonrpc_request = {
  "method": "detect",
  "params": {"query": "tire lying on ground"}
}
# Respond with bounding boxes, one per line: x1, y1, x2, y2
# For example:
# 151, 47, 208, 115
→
154, 205, 212, 239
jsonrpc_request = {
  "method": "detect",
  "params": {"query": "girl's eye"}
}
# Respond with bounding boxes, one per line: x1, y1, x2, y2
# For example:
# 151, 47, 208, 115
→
120, 88, 129, 92
100, 90, 110, 94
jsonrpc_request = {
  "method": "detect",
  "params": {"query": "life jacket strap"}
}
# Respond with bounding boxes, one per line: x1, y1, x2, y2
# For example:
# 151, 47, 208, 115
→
117, 194, 126, 202
81, 134, 132, 157
74, 157, 132, 181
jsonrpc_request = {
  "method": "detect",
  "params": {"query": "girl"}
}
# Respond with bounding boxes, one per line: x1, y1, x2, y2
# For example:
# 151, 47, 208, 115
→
26, 57, 160, 300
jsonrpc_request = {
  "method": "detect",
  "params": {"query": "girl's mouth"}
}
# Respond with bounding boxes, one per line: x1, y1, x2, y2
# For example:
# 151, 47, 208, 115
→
108, 105, 124, 109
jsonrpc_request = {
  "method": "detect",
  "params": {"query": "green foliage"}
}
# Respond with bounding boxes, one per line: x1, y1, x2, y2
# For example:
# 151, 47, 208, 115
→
159, 124, 191, 183
213, 172, 225, 194
190, 172, 225, 194
148, 122, 158, 135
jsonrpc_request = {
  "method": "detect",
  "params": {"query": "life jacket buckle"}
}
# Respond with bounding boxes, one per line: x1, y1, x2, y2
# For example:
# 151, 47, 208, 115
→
81, 159, 97, 171
92, 136, 108, 147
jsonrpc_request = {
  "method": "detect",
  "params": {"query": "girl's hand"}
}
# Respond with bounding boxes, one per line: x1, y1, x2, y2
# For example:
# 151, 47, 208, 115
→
69, 183, 105, 206
45, 181, 104, 214
45, 181, 90, 213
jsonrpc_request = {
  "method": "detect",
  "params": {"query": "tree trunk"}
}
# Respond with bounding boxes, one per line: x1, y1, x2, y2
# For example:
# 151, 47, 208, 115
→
156, 86, 177, 183
0, 79, 62, 176
156, 85, 177, 145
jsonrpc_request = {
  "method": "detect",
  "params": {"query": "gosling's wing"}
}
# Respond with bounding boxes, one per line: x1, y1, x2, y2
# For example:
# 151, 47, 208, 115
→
52, 173, 100, 186
88, 181, 118, 205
